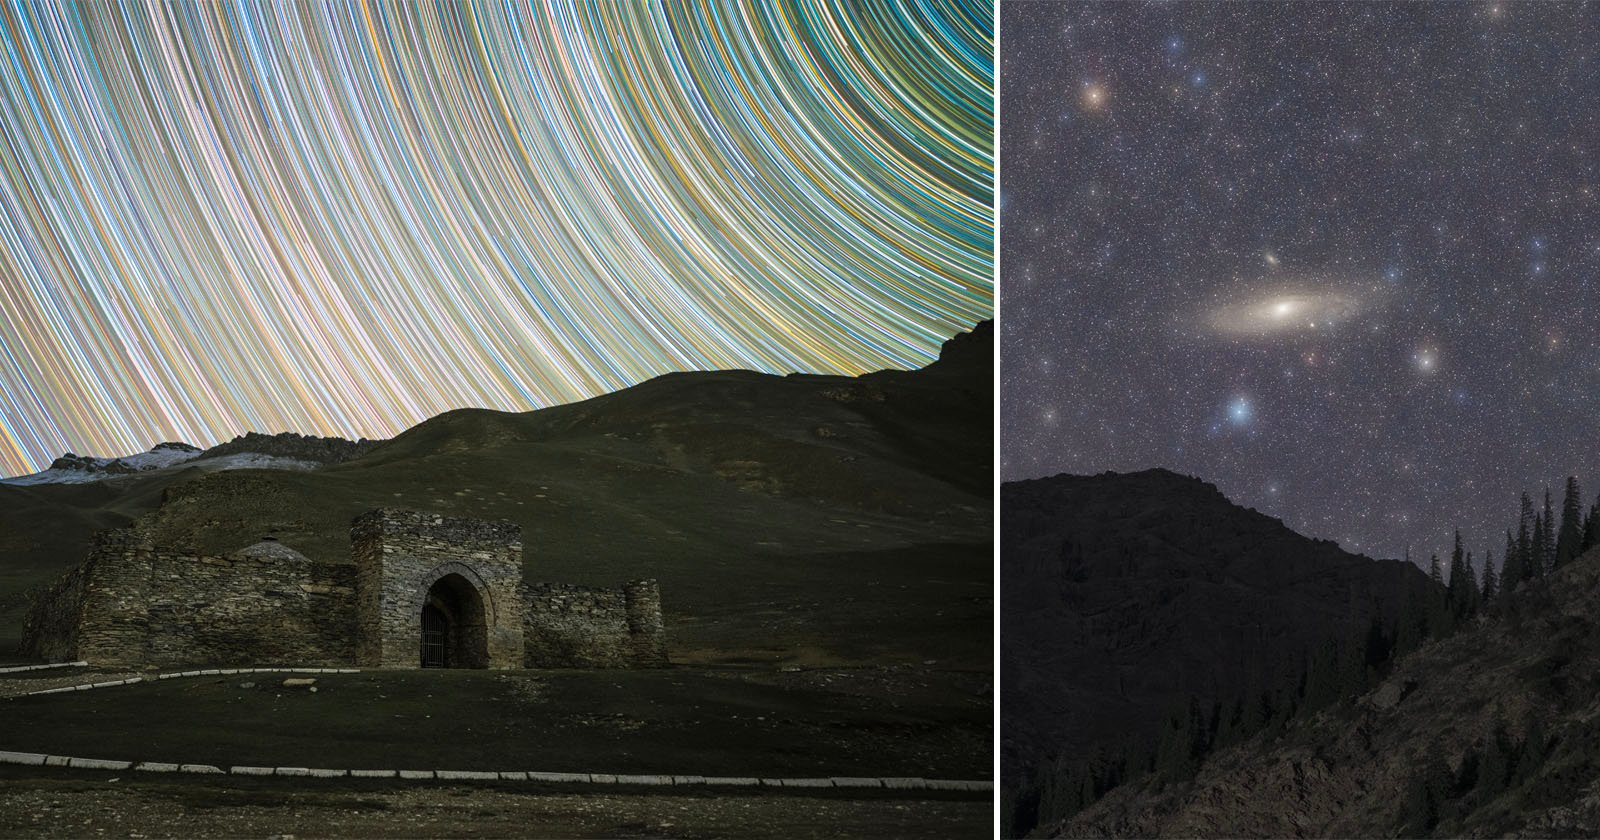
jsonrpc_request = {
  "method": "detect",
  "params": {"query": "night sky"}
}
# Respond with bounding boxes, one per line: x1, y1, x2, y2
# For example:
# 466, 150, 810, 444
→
1001, 3, 1600, 568
0, 1, 992, 477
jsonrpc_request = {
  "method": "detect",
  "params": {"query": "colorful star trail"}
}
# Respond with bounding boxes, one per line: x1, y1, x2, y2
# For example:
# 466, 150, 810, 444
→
0, 0, 993, 476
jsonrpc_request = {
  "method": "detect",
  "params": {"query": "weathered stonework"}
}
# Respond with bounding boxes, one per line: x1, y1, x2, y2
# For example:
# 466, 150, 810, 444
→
522, 580, 667, 668
352, 509, 524, 669
22, 509, 666, 670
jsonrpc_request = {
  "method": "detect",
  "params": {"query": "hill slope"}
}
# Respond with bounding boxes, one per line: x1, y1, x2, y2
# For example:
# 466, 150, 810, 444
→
1049, 545, 1600, 838
1, 322, 991, 667
1002, 469, 1432, 829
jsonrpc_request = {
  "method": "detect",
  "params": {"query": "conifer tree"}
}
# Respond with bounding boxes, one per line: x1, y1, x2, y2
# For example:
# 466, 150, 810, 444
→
1540, 488, 1557, 572
1583, 500, 1600, 554
1531, 511, 1547, 578
1500, 530, 1522, 600
1446, 531, 1472, 618
1516, 493, 1534, 581
1556, 476, 1583, 568
1428, 553, 1443, 585
1481, 548, 1498, 602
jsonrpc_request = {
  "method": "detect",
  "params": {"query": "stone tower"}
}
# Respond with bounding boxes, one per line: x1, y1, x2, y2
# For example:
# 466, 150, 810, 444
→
351, 509, 525, 669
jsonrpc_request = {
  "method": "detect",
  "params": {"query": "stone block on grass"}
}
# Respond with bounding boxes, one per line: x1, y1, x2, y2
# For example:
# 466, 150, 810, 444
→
924, 779, 990, 792
180, 764, 225, 774
398, 770, 435, 779
135, 762, 180, 773
526, 772, 590, 783
436, 770, 499, 781
69, 758, 132, 771
0, 752, 46, 766
780, 778, 833, 788
230, 766, 274, 776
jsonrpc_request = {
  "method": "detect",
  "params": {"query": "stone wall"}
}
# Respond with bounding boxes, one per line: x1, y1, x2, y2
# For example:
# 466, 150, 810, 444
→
23, 509, 667, 670
352, 509, 525, 669
22, 529, 358, 667
523, 580, 667, 668
20, 564, 88, 662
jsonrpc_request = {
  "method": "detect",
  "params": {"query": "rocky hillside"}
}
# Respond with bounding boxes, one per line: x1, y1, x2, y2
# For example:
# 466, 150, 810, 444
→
1002, 469, 1433, 833
1047, 544, 1600, 838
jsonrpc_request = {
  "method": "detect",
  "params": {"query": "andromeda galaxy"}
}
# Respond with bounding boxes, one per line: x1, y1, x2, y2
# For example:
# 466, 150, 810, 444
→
1203, 287, 1369, 338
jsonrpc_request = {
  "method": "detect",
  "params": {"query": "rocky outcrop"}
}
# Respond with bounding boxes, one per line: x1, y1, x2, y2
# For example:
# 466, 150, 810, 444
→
197, 431, 378, 465
47, 442, 202, 475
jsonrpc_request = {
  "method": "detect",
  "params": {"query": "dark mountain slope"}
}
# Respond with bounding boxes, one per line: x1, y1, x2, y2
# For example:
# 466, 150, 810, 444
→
1050, 544, 1600, 838
2, 322, 990, 667
1002, 469, 1432, 821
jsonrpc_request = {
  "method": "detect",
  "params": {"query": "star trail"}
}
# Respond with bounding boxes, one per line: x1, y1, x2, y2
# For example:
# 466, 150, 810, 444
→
1002, 3, 1599, 568
0, 0, 993, 476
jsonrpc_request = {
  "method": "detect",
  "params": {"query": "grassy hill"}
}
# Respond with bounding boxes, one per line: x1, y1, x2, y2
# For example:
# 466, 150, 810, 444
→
0, 322, 991, 668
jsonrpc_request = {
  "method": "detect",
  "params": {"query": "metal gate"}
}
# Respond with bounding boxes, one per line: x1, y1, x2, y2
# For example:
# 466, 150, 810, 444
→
421, 603, 447, 668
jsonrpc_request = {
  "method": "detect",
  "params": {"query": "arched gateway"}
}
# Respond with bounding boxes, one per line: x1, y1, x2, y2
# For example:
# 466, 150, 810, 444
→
419, 570, 490, 668
352, 510, 525, 669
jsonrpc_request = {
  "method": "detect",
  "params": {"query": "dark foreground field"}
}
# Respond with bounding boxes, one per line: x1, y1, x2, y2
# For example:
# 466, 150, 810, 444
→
0, 769, 989, 839
0, 666, 990, 838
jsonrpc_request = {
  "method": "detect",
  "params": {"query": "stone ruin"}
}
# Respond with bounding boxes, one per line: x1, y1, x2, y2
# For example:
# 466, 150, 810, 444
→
20, 508, 667, 670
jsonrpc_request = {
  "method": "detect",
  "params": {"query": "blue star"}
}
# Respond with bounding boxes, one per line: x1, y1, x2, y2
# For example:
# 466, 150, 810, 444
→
1228, 397, 1253, 424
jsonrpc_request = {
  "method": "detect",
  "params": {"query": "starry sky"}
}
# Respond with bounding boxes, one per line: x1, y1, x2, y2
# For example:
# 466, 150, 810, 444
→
0, 0, 993, 477
1001, 2, 1600, 568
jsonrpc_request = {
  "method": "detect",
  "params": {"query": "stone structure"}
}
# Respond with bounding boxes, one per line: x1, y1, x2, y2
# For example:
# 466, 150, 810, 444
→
21, 509, 666, 670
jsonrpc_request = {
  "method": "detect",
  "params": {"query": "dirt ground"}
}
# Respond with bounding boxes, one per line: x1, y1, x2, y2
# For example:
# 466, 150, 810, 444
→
0, 666, 991, 837
0, 771, 991, 838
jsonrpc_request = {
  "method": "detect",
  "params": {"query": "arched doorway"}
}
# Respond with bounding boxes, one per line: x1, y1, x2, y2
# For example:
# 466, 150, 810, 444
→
419, 573, 489, 668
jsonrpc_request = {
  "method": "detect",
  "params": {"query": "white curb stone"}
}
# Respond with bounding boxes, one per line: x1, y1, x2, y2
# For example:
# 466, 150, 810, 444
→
880, 777, 926, 790
831, 777, 882, 788
0, 752, 46, 766
614, 774, 672, 785
69, 758, 132, 770
351, 769, 396, 778
590, 774, 617, 784
181, 764, 225, 774
925, 779, 990, 792
307, 768, 347, 778
44, 755, 69, 767
275, 767, 311, 777
436, 770, 498, 781
230, 766, 274, 775
671, 775, 706, 785
498, 771, 527, 781
703, 777, 760, 786
399, 770, 435, 779
780, 778, 833, 788
527, 772, 590, 783
135, 762, 180, 773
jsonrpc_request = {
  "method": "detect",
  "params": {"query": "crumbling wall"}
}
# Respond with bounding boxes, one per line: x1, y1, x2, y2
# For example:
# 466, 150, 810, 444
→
23, 529, 357, 667
139, 551, 358, 666
20, 564, 89, 662
522, 579, 667, 668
